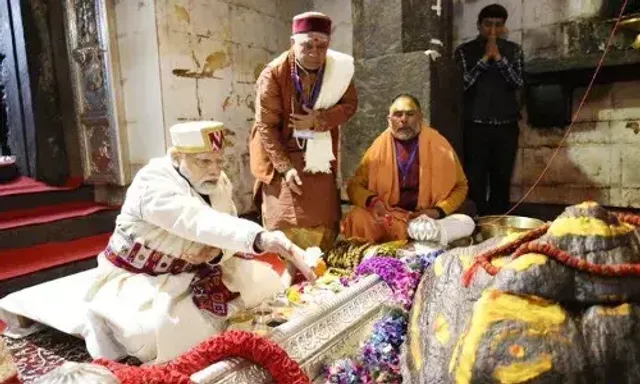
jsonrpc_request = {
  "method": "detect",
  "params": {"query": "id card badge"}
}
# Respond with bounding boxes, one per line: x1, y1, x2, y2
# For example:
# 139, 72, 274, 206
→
292, 130, 314, 140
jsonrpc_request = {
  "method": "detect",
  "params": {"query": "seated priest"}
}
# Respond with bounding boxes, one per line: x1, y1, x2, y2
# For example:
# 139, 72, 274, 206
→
82, 121, 316, 364
341, 94, 469, 243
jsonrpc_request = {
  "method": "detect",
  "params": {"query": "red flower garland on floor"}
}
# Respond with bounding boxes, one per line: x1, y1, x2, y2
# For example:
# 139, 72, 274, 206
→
94, 330, 310, 384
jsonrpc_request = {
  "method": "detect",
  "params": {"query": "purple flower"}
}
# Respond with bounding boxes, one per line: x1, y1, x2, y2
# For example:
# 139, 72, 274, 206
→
324, 250, 443, 384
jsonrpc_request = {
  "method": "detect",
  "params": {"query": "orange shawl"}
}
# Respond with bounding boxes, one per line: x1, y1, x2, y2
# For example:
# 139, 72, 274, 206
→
367, 123, 458, 211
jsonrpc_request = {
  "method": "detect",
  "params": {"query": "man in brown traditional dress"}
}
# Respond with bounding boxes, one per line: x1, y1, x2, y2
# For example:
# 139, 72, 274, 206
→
249, 11, 358, 251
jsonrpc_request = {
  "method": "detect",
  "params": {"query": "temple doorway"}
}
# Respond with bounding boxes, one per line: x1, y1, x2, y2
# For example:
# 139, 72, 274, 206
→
0, 0, 81, 186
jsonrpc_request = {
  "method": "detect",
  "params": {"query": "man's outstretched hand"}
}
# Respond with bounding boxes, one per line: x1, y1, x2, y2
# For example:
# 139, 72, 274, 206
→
254, 231, 317, 284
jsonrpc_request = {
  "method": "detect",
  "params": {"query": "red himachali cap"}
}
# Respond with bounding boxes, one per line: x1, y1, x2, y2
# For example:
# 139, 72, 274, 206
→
292, 12, 332, 36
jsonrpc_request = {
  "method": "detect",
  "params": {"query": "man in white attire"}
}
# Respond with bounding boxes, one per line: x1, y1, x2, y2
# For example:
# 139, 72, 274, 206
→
82, 120, 315, 364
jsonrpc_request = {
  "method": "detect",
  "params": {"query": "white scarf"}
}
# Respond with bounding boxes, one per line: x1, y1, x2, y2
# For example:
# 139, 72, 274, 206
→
302, 49, 355, 175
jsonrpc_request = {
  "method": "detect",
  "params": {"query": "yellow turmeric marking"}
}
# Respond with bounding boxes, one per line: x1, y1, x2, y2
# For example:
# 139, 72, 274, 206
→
491, 256, 511, 268
575, 201, 599, 209
501, 232, 527, 245
548, 217, 633, 238
434, 256, 445, 277
459, 254, 474, 272
493, 353, 553, 384
452, 290, 566, 384
596, 303, 631, 317
389, 96, 420, 114
434, 314, 451, 345
449, 334, 464, 374
503, 254, 548, 272
409, 285, 425, 370
508, 344, 525, 358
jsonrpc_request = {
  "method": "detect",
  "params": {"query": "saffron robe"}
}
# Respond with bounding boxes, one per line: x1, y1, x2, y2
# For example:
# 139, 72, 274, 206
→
249, 50, 358, 251
342, 124, 468, 243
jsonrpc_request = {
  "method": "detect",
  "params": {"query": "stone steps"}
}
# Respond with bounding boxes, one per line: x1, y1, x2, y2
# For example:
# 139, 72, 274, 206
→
0, 185, 117, 298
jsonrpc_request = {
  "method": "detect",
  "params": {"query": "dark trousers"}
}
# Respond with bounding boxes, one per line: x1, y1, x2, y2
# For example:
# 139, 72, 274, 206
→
463, 121, 519, 216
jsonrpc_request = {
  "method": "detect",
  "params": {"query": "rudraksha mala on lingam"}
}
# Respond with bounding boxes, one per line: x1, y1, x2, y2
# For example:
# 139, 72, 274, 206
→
463, 211, 640, 287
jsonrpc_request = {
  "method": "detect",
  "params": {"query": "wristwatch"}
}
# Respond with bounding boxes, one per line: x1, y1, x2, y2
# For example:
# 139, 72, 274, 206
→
253, 231, 265, 253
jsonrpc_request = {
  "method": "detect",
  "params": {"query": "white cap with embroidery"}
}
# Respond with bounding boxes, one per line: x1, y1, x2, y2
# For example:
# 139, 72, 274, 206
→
170, 121, 226, 153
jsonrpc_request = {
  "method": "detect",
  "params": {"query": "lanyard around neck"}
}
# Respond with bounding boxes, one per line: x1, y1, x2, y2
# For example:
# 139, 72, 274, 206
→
398, 141, 419, 186
292, 63, 324, 109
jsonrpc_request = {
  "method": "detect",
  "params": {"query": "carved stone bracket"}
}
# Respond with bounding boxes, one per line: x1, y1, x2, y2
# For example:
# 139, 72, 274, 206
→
62, 0, 129, 185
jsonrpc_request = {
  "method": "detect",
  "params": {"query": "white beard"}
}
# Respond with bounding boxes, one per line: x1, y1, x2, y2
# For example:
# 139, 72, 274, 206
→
193, 181, 218, 195
207, 173, 232, 200
199, 172, 237, 216
179, 162, 236, 215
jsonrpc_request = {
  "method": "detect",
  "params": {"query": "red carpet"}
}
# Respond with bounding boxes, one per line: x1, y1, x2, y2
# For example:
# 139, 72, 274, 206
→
0, 177, 83, 197
0, 201, 118, 231
0, 233, 110, 281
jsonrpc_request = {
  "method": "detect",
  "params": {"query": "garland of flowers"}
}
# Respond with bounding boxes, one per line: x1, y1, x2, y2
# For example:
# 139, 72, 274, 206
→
325, 250, 444, 383
324, 239, 373, 270
95, 330, 310, 384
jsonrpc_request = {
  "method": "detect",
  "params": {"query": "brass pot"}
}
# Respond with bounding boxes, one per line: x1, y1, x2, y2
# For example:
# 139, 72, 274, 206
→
475, 215, 545, 241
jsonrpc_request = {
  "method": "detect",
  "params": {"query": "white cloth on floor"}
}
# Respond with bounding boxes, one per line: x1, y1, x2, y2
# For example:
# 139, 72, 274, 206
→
0, 270, 95, 339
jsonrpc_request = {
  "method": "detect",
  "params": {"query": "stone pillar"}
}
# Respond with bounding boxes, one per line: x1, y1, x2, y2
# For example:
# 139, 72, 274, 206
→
343, 0, 458, 181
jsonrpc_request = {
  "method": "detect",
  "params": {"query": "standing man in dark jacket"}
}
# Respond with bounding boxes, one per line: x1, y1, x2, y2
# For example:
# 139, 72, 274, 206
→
455, 3, 524, 216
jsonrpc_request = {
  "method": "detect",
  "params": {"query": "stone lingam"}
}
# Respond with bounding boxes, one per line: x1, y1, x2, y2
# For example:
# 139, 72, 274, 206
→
402, 202, 640, 384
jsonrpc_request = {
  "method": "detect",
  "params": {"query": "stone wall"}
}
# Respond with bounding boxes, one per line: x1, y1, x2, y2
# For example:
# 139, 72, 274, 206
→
335, 0, 458, 182
111, 0, 640, 212
454, 0, 640, 208
316, 0, 462, 187
114, 0, 311, 213
313, 0, 353, 55
114, 0, 165, 178
512, 81, 640, 207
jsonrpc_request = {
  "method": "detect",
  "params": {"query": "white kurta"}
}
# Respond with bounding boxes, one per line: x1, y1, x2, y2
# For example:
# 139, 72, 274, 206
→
83, 156, 286, 364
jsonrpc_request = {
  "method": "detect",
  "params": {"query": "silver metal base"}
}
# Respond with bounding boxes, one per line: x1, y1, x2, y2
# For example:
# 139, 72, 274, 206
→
190, 275, 392, 384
